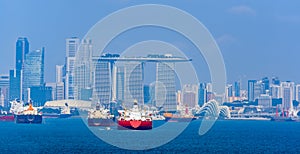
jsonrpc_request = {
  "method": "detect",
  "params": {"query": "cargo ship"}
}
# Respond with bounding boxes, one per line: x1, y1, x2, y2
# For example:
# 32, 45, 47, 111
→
117, 101, 152, 130
164, 106, 196, 122
271, 107, 299, 122
88, 103, 115, 126
15, 101, 42, 124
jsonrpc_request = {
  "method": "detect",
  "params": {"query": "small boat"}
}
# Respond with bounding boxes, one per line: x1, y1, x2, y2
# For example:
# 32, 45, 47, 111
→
88, 103, 115, 126
15, 101, 42, 124
117, 100, 152, 130
164, 106, 196, 122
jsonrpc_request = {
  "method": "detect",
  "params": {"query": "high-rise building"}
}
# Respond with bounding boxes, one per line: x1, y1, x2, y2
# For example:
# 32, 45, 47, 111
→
56, 65, 64, 83
248, 80, 256, 102
15, 37, 29, 71
10, 37, 29, 101
296, 84, 300, 103
55, 82, 65, 100
280, 81, 294, 110
262, 77, 270, 94
23, 48, 45, 101
198, 83, 206, 106
74, 39, 93, 100
30, 85, 52, 107
258, 94, 272, 108
181, 84, 198, 108
94, 60, 111, 104
0, 74, 9, 108
226, 84, 233, 102
254, 81, 263, 101
270, 84, 281, 99
65, 37, 80, 99
116, 66, 125, 102
155, 62, 176, 112
234, 81, 240, 97
124, 62, 144, 108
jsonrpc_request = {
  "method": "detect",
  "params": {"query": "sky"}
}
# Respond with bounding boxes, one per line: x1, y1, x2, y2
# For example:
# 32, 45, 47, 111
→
1, 0, 300, 89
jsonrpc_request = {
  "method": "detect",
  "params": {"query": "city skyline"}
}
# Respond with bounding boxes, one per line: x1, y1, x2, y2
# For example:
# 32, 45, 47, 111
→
1, 1, 300, 85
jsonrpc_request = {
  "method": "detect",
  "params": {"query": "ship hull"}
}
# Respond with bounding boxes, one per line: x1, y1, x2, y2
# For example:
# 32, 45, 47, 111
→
117, 120, 152, 130
88, 118, 115, 126
0, 115, 14, 121
15, 115, 42, 124
59, 114, 72, 118
165, 117, 197, 122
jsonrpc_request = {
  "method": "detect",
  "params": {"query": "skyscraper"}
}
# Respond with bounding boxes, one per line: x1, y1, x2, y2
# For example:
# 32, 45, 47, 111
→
15, 37, 29, 71
65, 37, 80, 99
234, 81, 240, 97
10, 37, 29, 101
280, 81, 294, 110
94, 60, 112, 104
9, 69, 22, 100
155, 62, 176, 112
296, 84, 300, 103
74, 39, 93, 100
198, 83, 206, 106
55, 65, 64, 83
262, 77, 270, 94
23, 48, 45, 101
248, 80, 256, 102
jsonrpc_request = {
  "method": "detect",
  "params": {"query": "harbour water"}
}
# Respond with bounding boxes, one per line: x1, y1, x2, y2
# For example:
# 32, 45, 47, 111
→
1, 118, 300, 153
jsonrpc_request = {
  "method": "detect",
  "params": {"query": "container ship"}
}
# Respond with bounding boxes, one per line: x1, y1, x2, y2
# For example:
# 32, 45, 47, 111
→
271, 107, 300, 122
117, 101, 152, 130
88, 103, 115, 126
15, 101, 42, 124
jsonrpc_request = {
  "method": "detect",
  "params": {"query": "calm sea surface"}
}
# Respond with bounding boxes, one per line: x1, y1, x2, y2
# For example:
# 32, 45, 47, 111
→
0, 118, 300, 154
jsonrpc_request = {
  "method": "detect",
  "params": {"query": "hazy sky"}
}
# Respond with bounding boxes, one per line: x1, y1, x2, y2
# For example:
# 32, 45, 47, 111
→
1, 0, 300, 89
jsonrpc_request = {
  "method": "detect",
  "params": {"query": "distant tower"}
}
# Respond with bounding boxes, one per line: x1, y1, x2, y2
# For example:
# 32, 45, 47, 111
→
198, 83, 206, 106
74, 38, 93, 100
248, 80, 256, 102
10, 37, 29, 101
65, 37, 80, 99
296, 84, 300, 103
23, 48, 45, 101
280, 81, 294, 110
234, 81, 240, 97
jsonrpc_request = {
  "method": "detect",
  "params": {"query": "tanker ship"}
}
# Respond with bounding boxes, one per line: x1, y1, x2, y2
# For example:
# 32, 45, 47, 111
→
15, 101, 42, 124
117, 100, 152, 130
88, 103, 115, 126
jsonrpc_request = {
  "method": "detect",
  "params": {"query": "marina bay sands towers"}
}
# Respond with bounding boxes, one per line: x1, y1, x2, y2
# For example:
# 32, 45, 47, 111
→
91, 55, 183, 111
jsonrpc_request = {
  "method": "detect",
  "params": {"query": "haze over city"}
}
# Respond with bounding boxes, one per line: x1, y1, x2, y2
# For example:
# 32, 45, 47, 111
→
1, 1, 300, 88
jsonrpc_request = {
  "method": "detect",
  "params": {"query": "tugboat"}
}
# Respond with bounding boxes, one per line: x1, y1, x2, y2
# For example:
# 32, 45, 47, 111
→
15, 100, 42, 124
117, 100, 152, 130
88, 103, 115, 126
